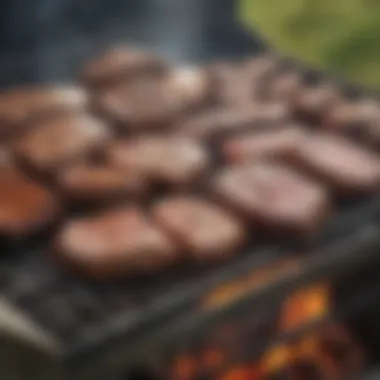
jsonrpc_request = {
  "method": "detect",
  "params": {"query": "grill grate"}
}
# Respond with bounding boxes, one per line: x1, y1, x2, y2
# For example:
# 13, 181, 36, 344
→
0, 195, 379, 354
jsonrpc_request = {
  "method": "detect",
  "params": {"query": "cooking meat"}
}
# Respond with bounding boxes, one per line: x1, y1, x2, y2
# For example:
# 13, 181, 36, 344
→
241, 55, 278, 99
96, 78, 185, 131
0, 146, 14, 168
81, 47, 166, 88
14, 113, 110, 174
242, 55, 278, 81
222, 127, 305, 164
207, 62, 254, 107
98, 66, 211, 131
57, 164, 147, 204
267, 72, 303, 102
152, 196, 247, 262
54, 207, 177, 278
206, 57, 277, 107
163, 66, 212, 109
0, 85, 88, 136
291, 133, 380, 194
106, 137, 209, 187
0, 169, 60, 238
212, 163, 330, 235
292, 84, 341, 122
176, 104, 290, 141
324, 99, 380, 144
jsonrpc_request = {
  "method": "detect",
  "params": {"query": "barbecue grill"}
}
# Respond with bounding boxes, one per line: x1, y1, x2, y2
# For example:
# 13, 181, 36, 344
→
0, 1, 379, 379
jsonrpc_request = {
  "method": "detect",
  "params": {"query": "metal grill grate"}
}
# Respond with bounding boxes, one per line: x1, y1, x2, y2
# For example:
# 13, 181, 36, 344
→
0, 195, 379, 355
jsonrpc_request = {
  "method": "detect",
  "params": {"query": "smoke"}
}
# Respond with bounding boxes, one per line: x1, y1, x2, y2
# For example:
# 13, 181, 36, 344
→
0, 0, 263, 86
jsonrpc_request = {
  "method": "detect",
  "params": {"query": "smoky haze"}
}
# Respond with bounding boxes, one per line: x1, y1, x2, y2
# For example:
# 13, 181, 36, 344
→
0, 0, 264, 86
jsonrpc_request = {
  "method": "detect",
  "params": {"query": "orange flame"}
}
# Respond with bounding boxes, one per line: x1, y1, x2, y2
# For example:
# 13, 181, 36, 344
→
172, 355, 197, 380
261, 283, 330, 376
170, 282, 363, 380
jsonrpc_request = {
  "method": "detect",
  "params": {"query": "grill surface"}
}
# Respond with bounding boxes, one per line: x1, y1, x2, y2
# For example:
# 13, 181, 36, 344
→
0, 195, 379, 357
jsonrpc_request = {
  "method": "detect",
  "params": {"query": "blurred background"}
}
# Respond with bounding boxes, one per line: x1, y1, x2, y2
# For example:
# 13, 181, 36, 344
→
240, 0, 380, 88
0, 0, 378, 87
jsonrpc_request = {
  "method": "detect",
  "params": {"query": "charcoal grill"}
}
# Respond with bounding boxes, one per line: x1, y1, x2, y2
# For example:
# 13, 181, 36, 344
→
0, 1, 379, 379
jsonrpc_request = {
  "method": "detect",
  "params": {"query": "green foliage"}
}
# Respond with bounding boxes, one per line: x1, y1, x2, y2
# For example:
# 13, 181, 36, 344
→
239, 0, 380, 88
